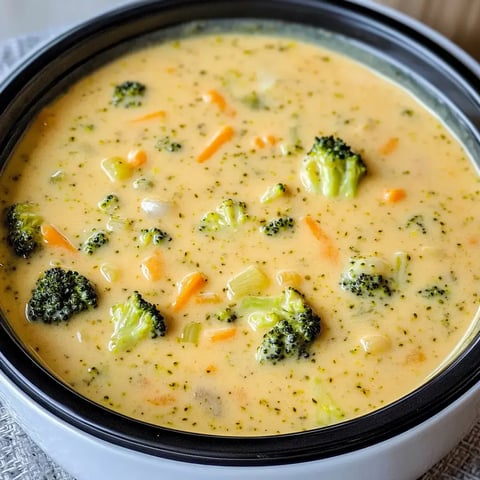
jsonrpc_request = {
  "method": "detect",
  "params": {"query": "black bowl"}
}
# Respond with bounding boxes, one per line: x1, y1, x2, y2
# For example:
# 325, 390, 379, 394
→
0, 0, 479, 467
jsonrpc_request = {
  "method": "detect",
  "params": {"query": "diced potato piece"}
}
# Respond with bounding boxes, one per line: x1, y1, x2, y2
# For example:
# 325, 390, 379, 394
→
359, 334, 391, 354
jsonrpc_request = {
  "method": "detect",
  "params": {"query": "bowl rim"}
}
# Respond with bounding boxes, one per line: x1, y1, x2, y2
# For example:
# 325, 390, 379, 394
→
0, 0, 479, 467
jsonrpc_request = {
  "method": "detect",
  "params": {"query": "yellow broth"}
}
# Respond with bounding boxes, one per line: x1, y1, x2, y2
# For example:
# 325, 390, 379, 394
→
0, 30, 479, 435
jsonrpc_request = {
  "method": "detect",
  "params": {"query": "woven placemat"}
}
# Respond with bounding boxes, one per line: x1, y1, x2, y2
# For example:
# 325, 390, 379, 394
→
0, 31, 479, 480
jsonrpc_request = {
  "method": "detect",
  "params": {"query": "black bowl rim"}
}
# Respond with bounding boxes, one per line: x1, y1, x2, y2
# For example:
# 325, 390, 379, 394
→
0, 0, 479, 467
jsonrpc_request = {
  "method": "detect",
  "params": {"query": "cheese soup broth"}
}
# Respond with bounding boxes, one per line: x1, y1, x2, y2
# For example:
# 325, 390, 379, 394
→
0, 31, 478, 435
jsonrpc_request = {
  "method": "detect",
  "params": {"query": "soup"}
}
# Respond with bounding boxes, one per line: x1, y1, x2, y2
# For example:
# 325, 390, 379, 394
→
0, 27, 478, 436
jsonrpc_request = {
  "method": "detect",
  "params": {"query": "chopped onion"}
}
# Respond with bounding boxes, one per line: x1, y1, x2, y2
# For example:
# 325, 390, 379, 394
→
141, 198, 171, 218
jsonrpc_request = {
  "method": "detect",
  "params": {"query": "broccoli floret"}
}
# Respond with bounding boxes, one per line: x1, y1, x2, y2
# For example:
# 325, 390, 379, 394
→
4, 202, 43, 258
26, 267, 98, 323
82, 231, 109, 255
300, 135, 367, 198
139, 227, 172, 246
98, 194, 120, 214
155, 136, 182, 152
418, 285, 449, 303
260, 216, 294, 236
405, 214, 427, 234
260, 183, 288, 204
132, 177, 154, 190
214, 305, 238, 323
112, 81, 146, 108
108, 291, 167, 352
340, 256, 393, 298
240, 287, 321, 364
199, 198, 250, 232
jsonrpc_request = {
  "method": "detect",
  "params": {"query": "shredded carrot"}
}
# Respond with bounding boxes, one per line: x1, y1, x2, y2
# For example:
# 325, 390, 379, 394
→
404, 350, 426, 365
41, 224, 77, 252
265, 134, 277, 145
202, 89, 236, 116
383, 188, 406, 203
468, 236, 480, 246
195, 292, 221, 304
130, 110, 166, 123
378, 137, 399, 155
303, 215, 338, 261
207, 327, 237, 342
141, 253, 163, 281
146, 394, 176, 406
196, 125, 235, 163
126, 149, 147, 168
252, 134, 277, 149
253, 136, 266, 148
172, 271, 207, 311
205, 364, 217, 374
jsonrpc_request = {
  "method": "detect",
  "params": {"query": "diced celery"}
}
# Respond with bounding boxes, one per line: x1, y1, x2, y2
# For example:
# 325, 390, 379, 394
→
106, 215, 133, 232
181, 322, 202, 344
394, 251, 410, 284
313, 379, 345, 427
101, 157, 133, 182
49, 169, 66, 183
226, 265, 269, 300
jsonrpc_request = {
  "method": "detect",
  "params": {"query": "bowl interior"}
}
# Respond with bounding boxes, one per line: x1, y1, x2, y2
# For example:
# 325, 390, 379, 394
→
0, 0, 479, 466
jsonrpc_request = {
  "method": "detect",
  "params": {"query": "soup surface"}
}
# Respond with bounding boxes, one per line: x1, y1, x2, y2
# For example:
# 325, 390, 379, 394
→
0, 28, 479, 436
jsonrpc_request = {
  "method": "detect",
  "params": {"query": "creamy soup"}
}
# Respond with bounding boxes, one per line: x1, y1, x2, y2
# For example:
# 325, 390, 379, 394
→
0, 27, 479, 436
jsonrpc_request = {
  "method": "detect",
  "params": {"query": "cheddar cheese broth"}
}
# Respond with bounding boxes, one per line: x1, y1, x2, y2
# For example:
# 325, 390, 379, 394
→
0, 30, 479, 435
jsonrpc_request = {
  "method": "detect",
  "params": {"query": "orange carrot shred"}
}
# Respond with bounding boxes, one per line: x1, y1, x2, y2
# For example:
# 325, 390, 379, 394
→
207, 327, 237, 342
195, 292, 221, 304
196, 125, 234, 163
265, 134, 277, 145
41, 224, 77, 252
202, 89, 236, 116
130, 110, 166, 123
252, 136, 266, 148
379, 137, 399, 155
252, 135, 277, 149
141, 253, 163, 281
172, 271, 207, 311
147, 394, 176, 406
303, 215, 338, 261
127, 149, 147, 168
383, 188, 406, 203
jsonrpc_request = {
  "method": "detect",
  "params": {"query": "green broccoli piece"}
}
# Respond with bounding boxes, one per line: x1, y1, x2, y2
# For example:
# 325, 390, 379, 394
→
240, 287, 321, 364
300, 135, 367, 198
98, 194, 120, 214
112, 81, 146, 108
4, 202, 43, 258
214, 305, 238, 323
418, 285, 449, 303
260, 216, 294, 236
199, 198, 250, 233
405, 214, 427, 234
155, 136, 182, 152
108, 291, 167, 353
260, 183, 287, 204
340, 256, 393, 298
26, 267, 98, 323
132, 177, 154, 190
82, 231, 109, 255
139, 227, 172, 246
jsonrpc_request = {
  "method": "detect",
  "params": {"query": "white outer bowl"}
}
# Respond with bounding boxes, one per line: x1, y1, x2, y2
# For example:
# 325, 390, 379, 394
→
0, 1, 478, 479
1, 369, 479, 480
